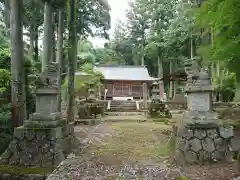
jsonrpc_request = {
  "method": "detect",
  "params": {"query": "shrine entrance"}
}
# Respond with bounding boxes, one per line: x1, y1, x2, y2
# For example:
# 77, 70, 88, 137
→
113, 82, 131, 97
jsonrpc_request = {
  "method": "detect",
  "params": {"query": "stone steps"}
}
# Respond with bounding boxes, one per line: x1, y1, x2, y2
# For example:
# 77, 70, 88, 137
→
105, 111, 144, 116
110, 100, 137, 112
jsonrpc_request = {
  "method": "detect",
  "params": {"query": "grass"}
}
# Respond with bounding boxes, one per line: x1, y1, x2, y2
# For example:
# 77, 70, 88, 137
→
0, 165, 52, 175
93, 122, 174, 164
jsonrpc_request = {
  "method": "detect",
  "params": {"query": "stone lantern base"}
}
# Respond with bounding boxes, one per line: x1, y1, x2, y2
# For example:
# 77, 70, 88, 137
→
177, 111, 239, 165
0, 122, 77, 168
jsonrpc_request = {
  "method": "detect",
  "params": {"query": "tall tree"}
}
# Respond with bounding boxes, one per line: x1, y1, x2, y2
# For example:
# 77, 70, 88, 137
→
56, 8, 64, 111
196, 0, 240, 80
10, 0, 26, 126
23, 0, 44, 62
42, 0, 53, 72
66, 0, 77, 122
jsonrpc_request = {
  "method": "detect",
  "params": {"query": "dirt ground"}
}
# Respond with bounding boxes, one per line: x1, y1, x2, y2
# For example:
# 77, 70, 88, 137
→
71, 119, 240, 180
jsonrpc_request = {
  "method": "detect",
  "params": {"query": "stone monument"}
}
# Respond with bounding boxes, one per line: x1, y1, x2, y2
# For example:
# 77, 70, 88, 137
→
177, 63, 235, 164
0, 63, 76, 168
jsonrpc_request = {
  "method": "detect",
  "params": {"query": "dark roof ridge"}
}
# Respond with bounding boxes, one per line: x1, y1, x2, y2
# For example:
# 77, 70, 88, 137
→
95, 64, 147, 68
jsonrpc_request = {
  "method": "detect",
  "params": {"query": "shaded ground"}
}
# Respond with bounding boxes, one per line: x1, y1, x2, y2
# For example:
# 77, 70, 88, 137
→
68, 119, 240, 180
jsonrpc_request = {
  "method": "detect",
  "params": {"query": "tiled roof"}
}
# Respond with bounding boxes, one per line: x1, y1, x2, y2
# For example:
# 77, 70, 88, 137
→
94, 65, 156, 81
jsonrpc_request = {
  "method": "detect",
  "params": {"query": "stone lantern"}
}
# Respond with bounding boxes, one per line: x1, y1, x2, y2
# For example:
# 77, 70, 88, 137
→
177, 64, 236, 164
151, 80, 161, 103
0, 63, 76, 168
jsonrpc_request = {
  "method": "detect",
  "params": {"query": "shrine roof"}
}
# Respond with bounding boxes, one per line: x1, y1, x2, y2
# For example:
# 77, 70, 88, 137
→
94, 65, 156, 81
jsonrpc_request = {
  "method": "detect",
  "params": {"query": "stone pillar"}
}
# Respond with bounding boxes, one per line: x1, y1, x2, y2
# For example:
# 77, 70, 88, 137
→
0, 63, 76, 168
177, 71, 235, 164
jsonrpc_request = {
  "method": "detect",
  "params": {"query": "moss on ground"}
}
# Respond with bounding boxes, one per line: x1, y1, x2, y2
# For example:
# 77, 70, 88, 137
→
0, 165, 51, 175
177, 176, 191, 180
93, 122, 173, 163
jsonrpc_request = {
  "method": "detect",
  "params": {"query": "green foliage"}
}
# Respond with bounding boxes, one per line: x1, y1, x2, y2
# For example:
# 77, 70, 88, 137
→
196, 0, 240, 80
62, 63, 103, 99
0, 165, 51, 175
106, 0, 196, 77
214, 72, 237, 102
0, 48, 10, 69
75, 0, 110, 38
0, 102, 12, 155
0, 48, 36, 116
0, 69, 10, 93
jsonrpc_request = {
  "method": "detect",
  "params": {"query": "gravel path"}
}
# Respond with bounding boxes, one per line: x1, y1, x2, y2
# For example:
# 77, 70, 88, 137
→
47, 122, 240, 180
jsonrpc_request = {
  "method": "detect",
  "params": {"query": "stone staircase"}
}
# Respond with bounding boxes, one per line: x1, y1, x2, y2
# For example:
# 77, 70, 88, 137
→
110, 100, 137, 112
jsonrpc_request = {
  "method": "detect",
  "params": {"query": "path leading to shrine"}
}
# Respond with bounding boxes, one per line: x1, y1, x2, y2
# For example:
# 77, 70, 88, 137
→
47, 120, 240, 180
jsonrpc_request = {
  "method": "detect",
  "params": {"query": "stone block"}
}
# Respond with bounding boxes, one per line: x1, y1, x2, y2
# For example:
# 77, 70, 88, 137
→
29, 112, 61, 121
198, 149, 210, 164
52, 152, 65, 167
230, 137, 240, 151
185, 150, 198, 164
35, 88, 58, 115
188, 138, 202, 152
36, 131, 47, 141
202, 138, 215, 152
24, 119, 65, 128
62, 123, 74, 136
49, 127, 63, 140
13, 127, 25, 140
194, 129, 206, 139
206, 129, 218, 139
25, 129, 36, 141
187, 93, 210, 111
179, 127, 193, 139
176, 150, 187, 165
178, 139, 189, 151
219, 126, 234, 139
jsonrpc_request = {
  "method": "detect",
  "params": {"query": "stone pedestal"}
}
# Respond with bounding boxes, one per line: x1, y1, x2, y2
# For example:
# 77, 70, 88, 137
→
0, 65, 77, 168
0, 124, 75, 167
177, 70, 236, 164
178, 111, 234, 164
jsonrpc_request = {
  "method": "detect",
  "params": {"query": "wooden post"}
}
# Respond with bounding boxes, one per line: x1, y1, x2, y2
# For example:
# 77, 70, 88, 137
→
143, 82, 148, 109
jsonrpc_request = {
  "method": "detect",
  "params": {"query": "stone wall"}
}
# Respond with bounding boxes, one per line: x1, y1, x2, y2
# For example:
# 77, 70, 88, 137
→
0, 123, 75, 168
178, 121, 239, 164
166, 101, 240, 110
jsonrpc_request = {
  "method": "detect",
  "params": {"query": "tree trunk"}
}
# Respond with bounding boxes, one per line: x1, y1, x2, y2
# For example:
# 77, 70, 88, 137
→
141, 44, 144, 66
56, 9, 64, 111
169, 60, 173, 99
190, 29, 194, 60
51, 13, 56, 62
158, 54, 164, 100
173, 80, 177, 99
67, 0, 77, 123
10, 0, 26, 126
42, 1, 53, 72
4, 0, 10, 29
34, 26, 39, 62
216, 61, 220, 77
29, 25, 34, 60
